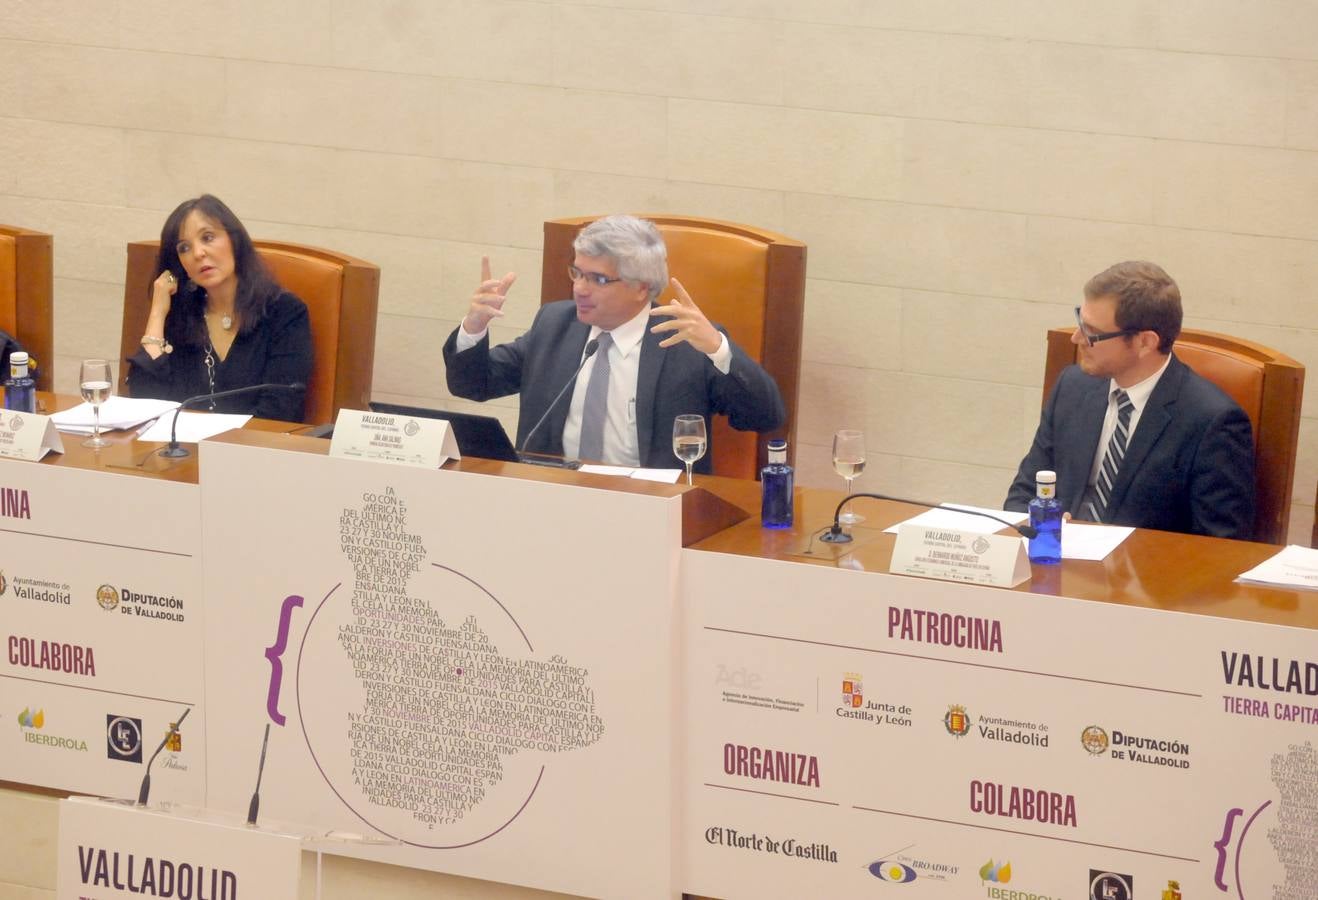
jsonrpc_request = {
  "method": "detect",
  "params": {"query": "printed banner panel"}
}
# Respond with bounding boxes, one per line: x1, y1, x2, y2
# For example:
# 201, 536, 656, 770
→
0, 462, 205, 802
681, 550, 1316, 900
56, 796, 301, 900
199, 441, 683, 900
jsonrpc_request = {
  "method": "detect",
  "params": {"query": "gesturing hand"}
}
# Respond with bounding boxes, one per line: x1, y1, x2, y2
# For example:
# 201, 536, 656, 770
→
648, 277, 721, 354
462, 255, 517, 335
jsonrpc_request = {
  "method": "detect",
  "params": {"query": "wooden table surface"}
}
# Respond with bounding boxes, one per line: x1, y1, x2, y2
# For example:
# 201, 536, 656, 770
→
26, 392, 1314, 630
686, 475, 1317, 630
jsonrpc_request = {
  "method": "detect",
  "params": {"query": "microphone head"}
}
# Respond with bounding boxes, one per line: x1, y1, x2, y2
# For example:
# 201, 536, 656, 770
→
583, 338, 599, 357
1017, 524, 1039, 539
287, 382, 307, 391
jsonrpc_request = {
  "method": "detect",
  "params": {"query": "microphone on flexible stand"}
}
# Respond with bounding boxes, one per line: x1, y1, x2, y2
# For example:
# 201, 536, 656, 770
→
159, 382, 306, 459
246, 723, 272, 827
819, 492, 1038, 544
137, 706, 191, 807
516, 338, 598, 468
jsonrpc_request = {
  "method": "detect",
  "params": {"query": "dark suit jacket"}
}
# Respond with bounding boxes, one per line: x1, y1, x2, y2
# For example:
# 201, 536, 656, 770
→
442, 300, 785, 472
1005, 354, 1255, 539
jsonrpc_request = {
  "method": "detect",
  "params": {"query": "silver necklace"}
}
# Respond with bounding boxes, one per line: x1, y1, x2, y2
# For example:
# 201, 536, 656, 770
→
203, 343, 217, 410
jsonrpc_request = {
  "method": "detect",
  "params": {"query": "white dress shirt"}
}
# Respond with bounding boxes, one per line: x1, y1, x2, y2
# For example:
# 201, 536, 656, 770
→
1087, 354, 1172, 487
455, 304, 732, 466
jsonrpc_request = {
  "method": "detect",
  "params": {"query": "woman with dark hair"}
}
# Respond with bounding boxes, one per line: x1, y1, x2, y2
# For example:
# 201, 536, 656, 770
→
126, 194, 312, 422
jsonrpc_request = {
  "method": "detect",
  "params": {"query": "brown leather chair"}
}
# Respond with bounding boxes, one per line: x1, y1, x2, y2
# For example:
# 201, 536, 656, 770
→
119, 240, 380, 424
541, 215, 805, 478
1044, 327, 1305, 544
0, 224, 54, 391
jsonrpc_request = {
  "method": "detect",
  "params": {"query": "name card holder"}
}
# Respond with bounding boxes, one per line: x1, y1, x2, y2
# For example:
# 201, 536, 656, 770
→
329, 408, 458, 468
57, 797, 302, 900
0, 411, 64, 460
890, 523, 1030, 588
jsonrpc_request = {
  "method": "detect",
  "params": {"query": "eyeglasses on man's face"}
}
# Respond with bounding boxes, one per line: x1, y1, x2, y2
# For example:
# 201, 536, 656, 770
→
1073, 306, 1141, 347
568, 265, 623, 288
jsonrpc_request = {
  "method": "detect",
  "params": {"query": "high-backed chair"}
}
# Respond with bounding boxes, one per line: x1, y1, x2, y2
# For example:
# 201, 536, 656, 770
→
1044, 327, 1305, 544
0, 224, 54, 391
541, 215, 806, 478
119, 240, 380, 424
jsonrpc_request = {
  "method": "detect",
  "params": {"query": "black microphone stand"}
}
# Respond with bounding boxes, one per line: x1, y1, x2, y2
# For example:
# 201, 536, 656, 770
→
820, 492, 1038, 544
137, 706, 191, 807
516, 339, 598, 468
160, 382, 305, 459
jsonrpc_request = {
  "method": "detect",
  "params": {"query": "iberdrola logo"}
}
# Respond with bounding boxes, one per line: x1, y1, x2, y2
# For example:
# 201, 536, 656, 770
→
980, 859, 1011, 883
18, 707, 44, 728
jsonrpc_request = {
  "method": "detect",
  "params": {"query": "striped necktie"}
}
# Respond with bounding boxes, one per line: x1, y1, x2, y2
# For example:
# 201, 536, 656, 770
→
1087, 388, 1135, 523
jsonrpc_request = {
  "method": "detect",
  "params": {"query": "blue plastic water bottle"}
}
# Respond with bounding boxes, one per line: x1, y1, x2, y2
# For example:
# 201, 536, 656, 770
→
1028, 470, 1062, 564
760, 439, 794, 529
3, 351, 35, 414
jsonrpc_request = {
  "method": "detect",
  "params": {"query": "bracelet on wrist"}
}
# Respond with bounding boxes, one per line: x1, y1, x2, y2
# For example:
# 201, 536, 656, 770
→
141, 335, 173, 354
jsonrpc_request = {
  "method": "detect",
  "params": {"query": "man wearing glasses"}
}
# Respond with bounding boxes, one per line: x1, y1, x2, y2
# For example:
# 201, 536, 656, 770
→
443, 215, 784, 470
1005, 260, 1254, 538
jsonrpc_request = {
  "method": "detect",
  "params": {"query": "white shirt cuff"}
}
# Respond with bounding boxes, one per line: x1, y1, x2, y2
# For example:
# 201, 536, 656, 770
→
706, 332, 732, 374
455, 323, 488, 352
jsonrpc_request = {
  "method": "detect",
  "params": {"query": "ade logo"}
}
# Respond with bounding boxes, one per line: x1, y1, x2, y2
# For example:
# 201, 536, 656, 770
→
1089, 870, 1133, 900
106, 715, 142, 763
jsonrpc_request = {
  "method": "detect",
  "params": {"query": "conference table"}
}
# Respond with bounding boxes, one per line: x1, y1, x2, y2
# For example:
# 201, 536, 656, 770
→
4, 394, 1313, 900
30, 394, 1307, 627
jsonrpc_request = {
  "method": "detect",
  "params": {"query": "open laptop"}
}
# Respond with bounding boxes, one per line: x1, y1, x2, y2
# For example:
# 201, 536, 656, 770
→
366, 402, 521, 462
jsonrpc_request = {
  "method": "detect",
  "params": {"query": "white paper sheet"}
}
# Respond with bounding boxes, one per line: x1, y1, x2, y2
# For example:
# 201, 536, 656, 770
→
1057, 521, 1135, 560
138, 412, 252, 443
1235, 544, 1318, 592
882, 503, 1030, 535
51, 396, 179, 433
578, 464, 684, 483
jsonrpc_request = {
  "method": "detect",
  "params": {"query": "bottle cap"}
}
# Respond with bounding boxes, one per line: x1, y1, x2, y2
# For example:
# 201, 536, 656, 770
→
767, 438, 787, 464
10, 352, 28, 366
1036, 469, 1056, 484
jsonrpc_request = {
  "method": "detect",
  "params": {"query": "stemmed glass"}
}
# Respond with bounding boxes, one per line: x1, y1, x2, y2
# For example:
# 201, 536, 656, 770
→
79, 359, 113, 449
833, 429, 866, 525
672, 414, 707, 486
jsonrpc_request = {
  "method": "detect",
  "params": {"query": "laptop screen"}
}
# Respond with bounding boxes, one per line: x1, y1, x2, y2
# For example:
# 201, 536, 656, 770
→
367, 402, 519, 462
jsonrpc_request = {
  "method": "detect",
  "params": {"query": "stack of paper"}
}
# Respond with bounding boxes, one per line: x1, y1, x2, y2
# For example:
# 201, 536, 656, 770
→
882, 504, 1134, 560
51, 397, 179, 435
882, 503, 1030, 535
1235, 545, 1318, 592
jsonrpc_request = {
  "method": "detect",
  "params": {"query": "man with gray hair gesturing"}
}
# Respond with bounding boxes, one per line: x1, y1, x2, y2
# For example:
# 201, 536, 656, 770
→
443, 215, 785, 472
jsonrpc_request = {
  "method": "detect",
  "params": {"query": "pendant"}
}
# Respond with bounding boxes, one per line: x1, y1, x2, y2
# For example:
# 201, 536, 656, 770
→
221, 314, 233, 330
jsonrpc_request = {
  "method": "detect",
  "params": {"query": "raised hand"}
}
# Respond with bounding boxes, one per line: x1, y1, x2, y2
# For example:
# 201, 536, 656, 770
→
462, 255, 517, 334
648, 277, 721, 354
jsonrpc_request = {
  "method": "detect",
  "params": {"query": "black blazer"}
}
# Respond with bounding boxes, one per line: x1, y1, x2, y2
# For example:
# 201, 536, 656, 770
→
1005, 354, 1255, 539
125, 290, 312, 423
442, 300, 785, 472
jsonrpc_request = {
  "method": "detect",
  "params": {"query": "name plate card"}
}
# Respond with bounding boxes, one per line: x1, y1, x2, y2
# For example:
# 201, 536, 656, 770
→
329, 408, 457, 468
890, 523, 1030, 588
56, 797, 301, 900
0, 410, 64, 460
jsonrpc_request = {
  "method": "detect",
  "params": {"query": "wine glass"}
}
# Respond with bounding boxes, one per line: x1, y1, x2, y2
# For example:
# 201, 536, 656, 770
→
833, 429, 866, 525
672, 414, 707, 486
80, 359, 113, 449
